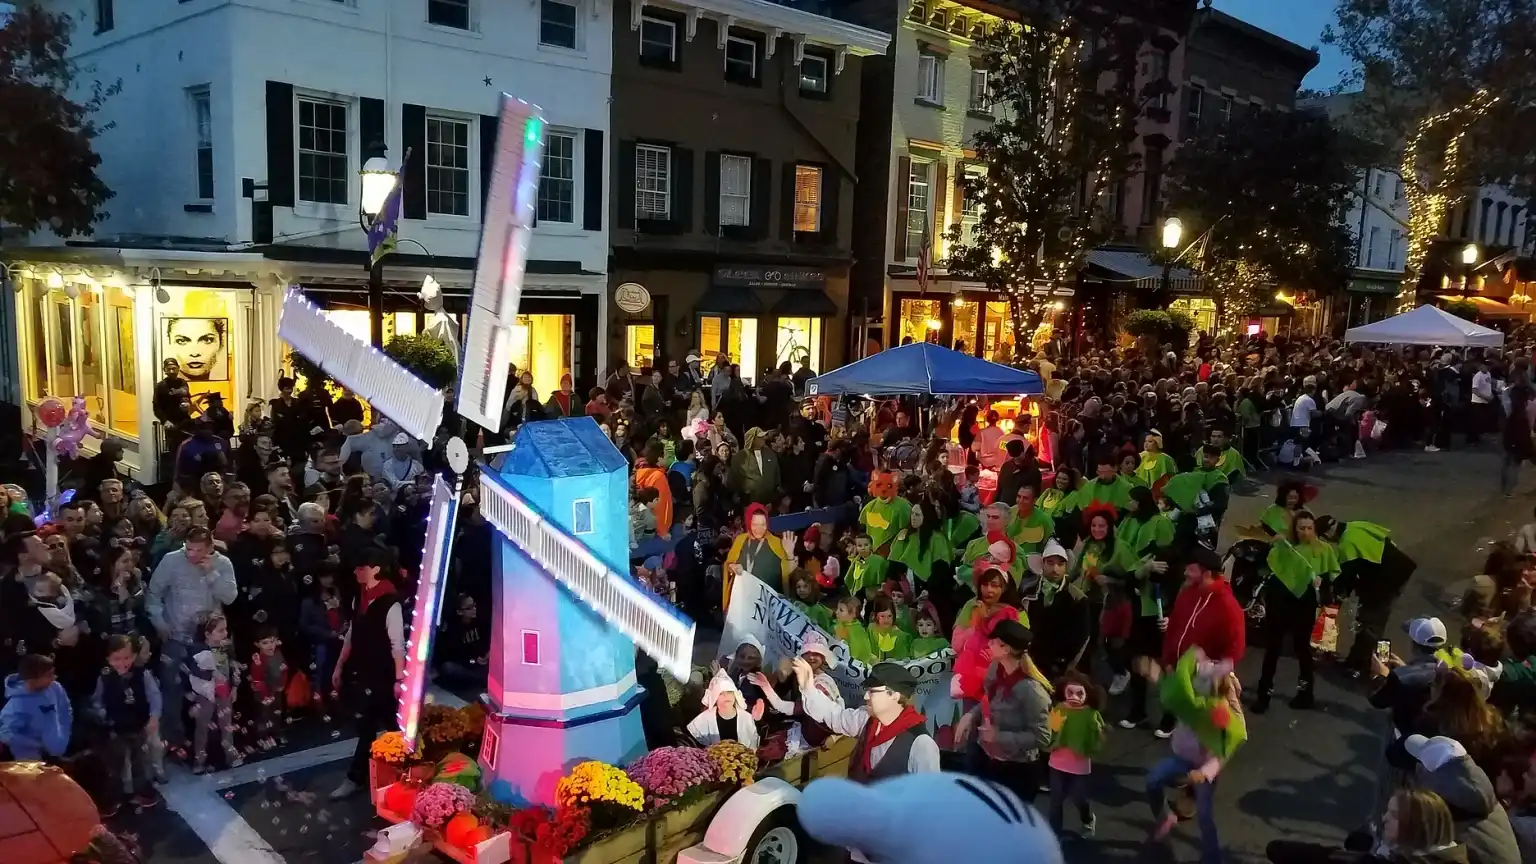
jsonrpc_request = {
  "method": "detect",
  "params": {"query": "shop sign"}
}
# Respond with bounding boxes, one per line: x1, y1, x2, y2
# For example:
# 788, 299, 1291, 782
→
713, 265, 826, 291
1347, 276, 1401, 295
614, 282, 651, 313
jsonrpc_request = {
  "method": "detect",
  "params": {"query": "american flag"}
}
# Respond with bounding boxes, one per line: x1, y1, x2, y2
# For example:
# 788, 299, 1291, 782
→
916, 228, 933, 293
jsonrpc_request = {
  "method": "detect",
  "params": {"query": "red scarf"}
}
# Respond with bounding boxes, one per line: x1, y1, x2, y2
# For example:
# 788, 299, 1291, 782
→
553, 391, 572, 414
359, 579, 397, 614
858, 705, 926, 773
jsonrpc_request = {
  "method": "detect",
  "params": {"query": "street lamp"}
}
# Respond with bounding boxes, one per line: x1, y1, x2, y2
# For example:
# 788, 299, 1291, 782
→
1461, 243, 1480, 266
1157, 217, 1184, 303
359, 156, 397, 347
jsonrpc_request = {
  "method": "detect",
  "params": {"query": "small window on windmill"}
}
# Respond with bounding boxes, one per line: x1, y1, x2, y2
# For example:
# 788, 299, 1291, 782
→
572, 498, 594, 534
522, 630, 541, 666
482, 725, 500, 770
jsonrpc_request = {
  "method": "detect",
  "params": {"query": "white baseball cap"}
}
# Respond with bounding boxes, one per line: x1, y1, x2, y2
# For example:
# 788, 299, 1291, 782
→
1405, 617, 1447, 649
1403, 734, 1466, 772
392, 433, 410, 445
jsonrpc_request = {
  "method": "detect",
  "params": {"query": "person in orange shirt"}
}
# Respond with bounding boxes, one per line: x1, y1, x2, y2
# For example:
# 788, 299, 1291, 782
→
634, 440, 673, 539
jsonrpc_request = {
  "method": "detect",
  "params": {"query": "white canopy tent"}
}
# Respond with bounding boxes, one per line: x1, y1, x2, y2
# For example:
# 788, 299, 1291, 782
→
1343, 304, 1505, 348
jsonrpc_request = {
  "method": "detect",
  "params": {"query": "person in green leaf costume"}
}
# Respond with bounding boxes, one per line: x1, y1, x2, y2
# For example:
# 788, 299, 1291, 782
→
1147, 648, 1245, 859
1161, 445, 1231, 548
1118, 450, 1151, 490
1007, 485, 1056, 558
830, 594, 875, 665
1255, 509, 1340, 713
1136, 431, 1178, 488
846, 533, 891, 597
1257, 480, 1311, 537
1040, 467, 1083, 547
1316, 516, 1418, 672
962, 503, 1027, 583
867, 594, 914, 661
1202, 428, 1247, 484
889, 499, 953, 585
1072, 452, 1136, 516
1116, 488, 1179, 729
859, 471, 911, 556
909, 605, 950, 657
943, 507, 982, 560
787, 568, 834, 633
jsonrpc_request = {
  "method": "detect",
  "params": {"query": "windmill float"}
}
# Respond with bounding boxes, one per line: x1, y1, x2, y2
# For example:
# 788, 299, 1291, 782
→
279, 95, 695, 806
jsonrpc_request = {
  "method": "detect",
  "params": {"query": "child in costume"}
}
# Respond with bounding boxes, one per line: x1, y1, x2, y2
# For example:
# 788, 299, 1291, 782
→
867, 594, 913, 661
1146, 648, 1246, 864
845, 533, 890, 597
859, 471, 911, 556
687, 669, 762, 748
1046, 670, 1106, 836
909, 605, 950, 657
1072, 505, 1141, 697
787, 568, 834, 633
748, 634, 842, 754
798, 772, 1065, 864
832, 595, 875, 665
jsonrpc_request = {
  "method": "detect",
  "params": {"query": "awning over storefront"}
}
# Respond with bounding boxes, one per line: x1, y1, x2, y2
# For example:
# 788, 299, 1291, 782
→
1085, 248, 1204, 294
770, 291, 839, 317
1435, 295, 1529, 318
695, 285, 763, 315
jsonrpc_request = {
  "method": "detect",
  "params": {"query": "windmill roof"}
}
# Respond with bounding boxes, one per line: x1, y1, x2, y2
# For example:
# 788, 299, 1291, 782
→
497, 416, 629, 478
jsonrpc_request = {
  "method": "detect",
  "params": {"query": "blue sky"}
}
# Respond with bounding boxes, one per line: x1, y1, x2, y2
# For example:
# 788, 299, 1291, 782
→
1213, 0, 1354, 91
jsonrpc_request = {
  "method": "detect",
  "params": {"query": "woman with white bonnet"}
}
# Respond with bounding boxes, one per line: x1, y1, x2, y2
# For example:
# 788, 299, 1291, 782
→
749, 632, 845, 753
687, 669, 762, 748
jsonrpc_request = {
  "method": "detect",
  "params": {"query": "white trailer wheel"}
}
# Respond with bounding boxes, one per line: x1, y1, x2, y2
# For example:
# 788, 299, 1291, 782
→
746, 809, 803, 864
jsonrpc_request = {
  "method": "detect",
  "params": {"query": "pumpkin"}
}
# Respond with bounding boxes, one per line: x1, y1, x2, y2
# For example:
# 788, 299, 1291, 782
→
463, 825, 493, 848
383, 782, 420, 816
443, 812, 480, 848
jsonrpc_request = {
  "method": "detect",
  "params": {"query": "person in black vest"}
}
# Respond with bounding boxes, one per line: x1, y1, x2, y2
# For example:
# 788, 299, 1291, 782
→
90, 635, 162, 815
329, 546, 403, 800
793, 658, 940, 781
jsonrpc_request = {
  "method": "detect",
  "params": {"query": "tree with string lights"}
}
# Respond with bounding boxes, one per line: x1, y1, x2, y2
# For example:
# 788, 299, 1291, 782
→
1163, 109, 1360, 327
1325, 0, 1536, 311
942, 0, 1163, 359
0, 6, 117, 238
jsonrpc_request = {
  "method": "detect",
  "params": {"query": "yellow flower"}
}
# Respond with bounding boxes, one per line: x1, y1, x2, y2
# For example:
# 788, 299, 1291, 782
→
371, 731, 409, 764
555, 761, 643, 811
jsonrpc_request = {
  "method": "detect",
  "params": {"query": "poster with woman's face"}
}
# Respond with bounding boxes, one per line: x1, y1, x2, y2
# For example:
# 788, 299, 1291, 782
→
163, 317, 230, 381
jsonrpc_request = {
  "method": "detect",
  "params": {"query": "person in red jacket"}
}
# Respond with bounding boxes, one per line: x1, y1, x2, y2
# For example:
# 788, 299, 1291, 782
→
1162, 546, 1247, 671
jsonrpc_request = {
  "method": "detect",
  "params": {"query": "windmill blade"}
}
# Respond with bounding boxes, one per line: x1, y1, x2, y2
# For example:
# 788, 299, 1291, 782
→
398, 474, 461, 752
457, 95, 547, 433
477, 468, 695, 680
277, 288, 445, 442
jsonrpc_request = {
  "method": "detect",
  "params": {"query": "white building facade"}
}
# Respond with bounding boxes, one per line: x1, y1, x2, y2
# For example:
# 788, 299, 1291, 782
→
6, 0, 613, 481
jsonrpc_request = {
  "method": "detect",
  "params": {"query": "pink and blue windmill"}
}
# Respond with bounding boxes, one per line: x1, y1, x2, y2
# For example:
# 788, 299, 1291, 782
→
278, 94, 694, 807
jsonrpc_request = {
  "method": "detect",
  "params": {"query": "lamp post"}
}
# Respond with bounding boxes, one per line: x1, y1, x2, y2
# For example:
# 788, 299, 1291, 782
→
360, 156, 397, 347
1156, 217, 1183, 305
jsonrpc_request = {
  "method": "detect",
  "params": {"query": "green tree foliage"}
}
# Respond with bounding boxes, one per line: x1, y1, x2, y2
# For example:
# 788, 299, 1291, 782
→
1325, 0, 1536, 306
1163, 109, 1360, 324
0, 7, 117, 237
943, 0, 1164, 358
385, 333, 459, 390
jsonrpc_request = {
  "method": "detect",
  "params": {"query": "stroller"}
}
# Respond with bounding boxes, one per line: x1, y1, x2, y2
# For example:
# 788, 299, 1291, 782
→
1222, 537, 1271, 628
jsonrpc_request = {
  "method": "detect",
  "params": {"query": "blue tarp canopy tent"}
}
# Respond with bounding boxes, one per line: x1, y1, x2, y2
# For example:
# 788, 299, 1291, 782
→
807, 342, 1045, 396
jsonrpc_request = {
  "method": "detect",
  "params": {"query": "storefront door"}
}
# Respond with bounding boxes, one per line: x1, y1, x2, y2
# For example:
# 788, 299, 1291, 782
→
698, 315, 759, 382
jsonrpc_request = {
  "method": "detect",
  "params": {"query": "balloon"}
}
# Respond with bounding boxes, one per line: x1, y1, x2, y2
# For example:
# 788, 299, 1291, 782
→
53, 396, 103, 460
36, 399, 65, 429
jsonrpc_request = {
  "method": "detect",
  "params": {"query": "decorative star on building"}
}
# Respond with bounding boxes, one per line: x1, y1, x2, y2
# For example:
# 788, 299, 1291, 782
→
483, 76, 493, 86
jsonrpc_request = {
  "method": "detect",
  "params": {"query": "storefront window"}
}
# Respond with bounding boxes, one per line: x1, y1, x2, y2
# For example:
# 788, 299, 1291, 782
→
774, 317, 821, 372
390, 312, 418, 339
1169, 298, 1217, 337
509, 314, 573, 399
982, 301, 1015, 363
77, 288, 107, 426
897, 298, 942, 345
50, 292, 77, 399
698, 316, 758, 382
625, 323, 655, 371
951, 299, 979, 354
26, 285, 47, 399
106, 286, 138, 437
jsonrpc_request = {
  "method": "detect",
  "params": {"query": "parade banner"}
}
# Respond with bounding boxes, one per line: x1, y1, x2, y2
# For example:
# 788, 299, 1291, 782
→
721, 570, 962, 742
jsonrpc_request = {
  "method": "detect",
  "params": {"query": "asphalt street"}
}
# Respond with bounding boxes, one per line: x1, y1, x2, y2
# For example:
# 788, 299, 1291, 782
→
111, 446, 1522, 864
